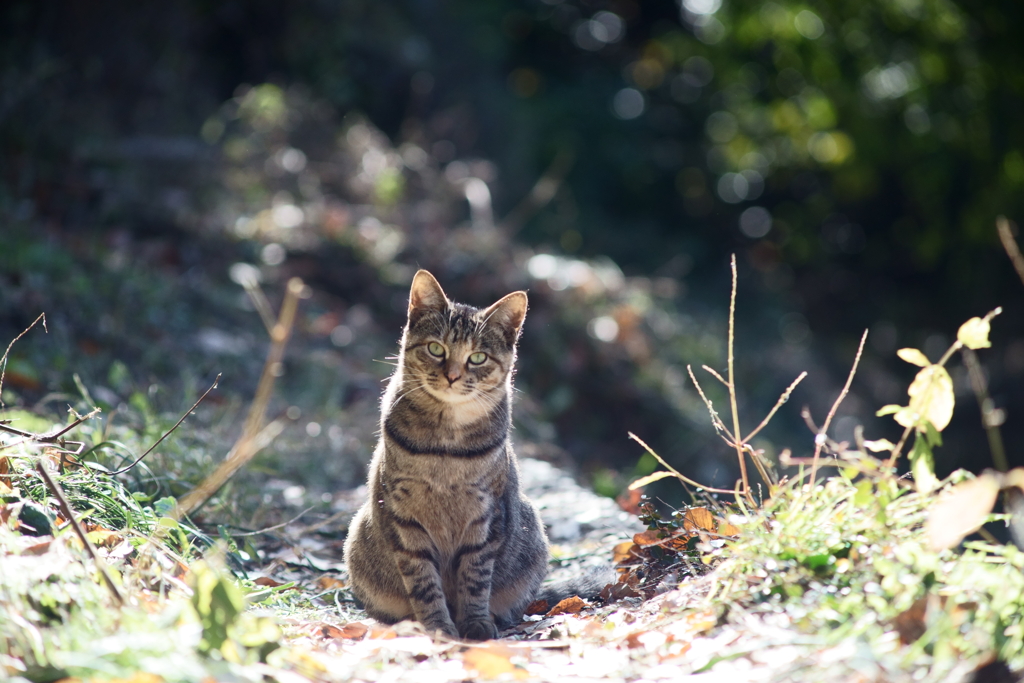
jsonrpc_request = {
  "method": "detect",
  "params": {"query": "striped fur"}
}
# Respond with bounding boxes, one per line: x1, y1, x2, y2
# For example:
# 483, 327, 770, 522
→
344, 270, 548, 640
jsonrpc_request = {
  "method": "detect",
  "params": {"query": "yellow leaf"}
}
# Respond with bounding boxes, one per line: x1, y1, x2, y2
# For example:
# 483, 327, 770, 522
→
907, 365, 954, 431
463, 644, 527, 679
957, 317, 992, 350
897, 348, 931, 367
863, 439, 896, 452
628, 471, 677, 490
926, 473, 1000, 551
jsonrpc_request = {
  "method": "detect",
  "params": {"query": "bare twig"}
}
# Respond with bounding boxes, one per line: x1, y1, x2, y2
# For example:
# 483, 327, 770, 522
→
686, 365, 734, 439
0, 313, 47, 405
726, 255, 754, 504
810, 329, 868, 486
106, 374, 221, 475
36, 462, 124, 606
997, 216, 1024, 287
743, 372, 808, 443
0, 407, 102, 452
628, 432, 740, 495
177, 278, 305, 517
701, 365, 729, 388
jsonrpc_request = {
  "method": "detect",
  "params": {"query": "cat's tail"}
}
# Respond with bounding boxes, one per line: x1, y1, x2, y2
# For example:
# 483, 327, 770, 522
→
535, 566, 617, 606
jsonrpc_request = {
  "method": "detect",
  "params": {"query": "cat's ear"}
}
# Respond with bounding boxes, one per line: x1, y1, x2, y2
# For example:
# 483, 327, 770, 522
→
408, 270, 449, 323
481, 291, 528, 343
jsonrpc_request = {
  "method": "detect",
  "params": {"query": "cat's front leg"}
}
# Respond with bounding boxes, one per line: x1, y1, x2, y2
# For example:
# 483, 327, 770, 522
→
452, 545, 499, 640
394, 552, 458, 638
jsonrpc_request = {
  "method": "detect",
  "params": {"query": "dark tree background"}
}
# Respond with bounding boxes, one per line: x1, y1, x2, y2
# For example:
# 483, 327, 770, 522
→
1, 0, 1022, 494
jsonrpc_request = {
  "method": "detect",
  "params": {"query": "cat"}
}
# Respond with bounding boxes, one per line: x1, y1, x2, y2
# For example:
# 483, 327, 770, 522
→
344, 269, 592, 641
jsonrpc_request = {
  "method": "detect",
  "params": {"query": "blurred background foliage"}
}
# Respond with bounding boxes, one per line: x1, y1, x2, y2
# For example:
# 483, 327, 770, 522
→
1, 0, 1022, 505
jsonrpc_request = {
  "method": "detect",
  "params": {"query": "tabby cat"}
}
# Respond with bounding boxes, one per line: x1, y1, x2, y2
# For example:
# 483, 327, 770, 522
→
344, 270, 549, 640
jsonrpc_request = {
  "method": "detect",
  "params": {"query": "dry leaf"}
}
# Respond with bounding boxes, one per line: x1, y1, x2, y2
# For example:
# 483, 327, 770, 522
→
957, 317, 992, 350
463, 644, 526, 679
905, 365, 955, 432
926, 473, 1000, 551
367, 626, 398, 639
320, 622, 368, 640
682, 507, 715, 533
716, 519, 740, 537
897, 348, 931, 367
524, 599, 549, 616
633, 530, 664, 547
253, 576, 286, 588
612, 540, 636, 565
86, 528, 122, 548
628, 470, 676, 490
315, 575, 346, 591
546, 596, 586, 616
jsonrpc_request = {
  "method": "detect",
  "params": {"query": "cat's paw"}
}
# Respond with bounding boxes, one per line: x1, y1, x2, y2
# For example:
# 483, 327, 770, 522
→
421, 616, 459, 639
458, 618, 499, 641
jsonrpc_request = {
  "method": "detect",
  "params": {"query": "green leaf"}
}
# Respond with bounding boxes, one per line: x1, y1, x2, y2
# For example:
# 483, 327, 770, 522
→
956, 317, 992, 350
854, 480, 874, 507
924, 421, 943, 448
910, 436, 939, 494
876, 405, 903, 417
863, 438, 896, 452
907, 365, 955, 432
897, 348, 931, 367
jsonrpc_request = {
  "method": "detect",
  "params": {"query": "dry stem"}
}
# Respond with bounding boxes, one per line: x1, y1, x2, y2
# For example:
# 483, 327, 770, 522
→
36, 462, 124, 606
177, 277, 305, 517
0, 312, 47, 406
810, 329, 868, 486
726, 255, 753, 504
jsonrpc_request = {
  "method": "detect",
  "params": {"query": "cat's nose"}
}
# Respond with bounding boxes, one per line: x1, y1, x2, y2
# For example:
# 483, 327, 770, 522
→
445, 368, 462, 385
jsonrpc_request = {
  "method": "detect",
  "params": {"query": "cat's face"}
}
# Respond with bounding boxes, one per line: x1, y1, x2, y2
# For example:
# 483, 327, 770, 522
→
401, 270, 526, 407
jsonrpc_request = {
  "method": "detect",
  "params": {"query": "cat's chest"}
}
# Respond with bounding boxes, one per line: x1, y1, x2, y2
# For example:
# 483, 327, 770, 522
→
384, 459, 501, 546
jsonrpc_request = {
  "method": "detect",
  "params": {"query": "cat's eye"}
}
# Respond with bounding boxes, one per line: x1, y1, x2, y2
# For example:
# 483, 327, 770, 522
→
468, 352, 487, 365
427, 342, 445, 357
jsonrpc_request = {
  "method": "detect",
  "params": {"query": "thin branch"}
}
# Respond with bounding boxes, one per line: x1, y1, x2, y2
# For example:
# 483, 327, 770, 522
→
743, 371, 808, 443
701, 365, 730, 388
36, 462, 124, 606
686, 365, 734, 440
810, 329, 868, 486
0, 407, 102, 452
997, 216, 1024, 287
177, 278, 305, 517
628, 432, 740, 495
726, 255, 753, 504
222, 505, 317, 537
0, 313, 47, 405
106, 374, 221, 475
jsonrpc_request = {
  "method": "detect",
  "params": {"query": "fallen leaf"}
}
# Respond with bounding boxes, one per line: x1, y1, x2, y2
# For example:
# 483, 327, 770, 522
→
525, 599, 549, 616
24, 540, 52, 555
546, 596, 586, 616
633, 530, 664, 547
463, 643, 526, 679
315, 575, 346, 591
600, 577, 641, 602
612, 540, 637, 565
319, 622, 368, 640
926, 473, 1000, 551
368, 626, 397, 639
682, 507, 715, 533
254, 576, 286, 588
